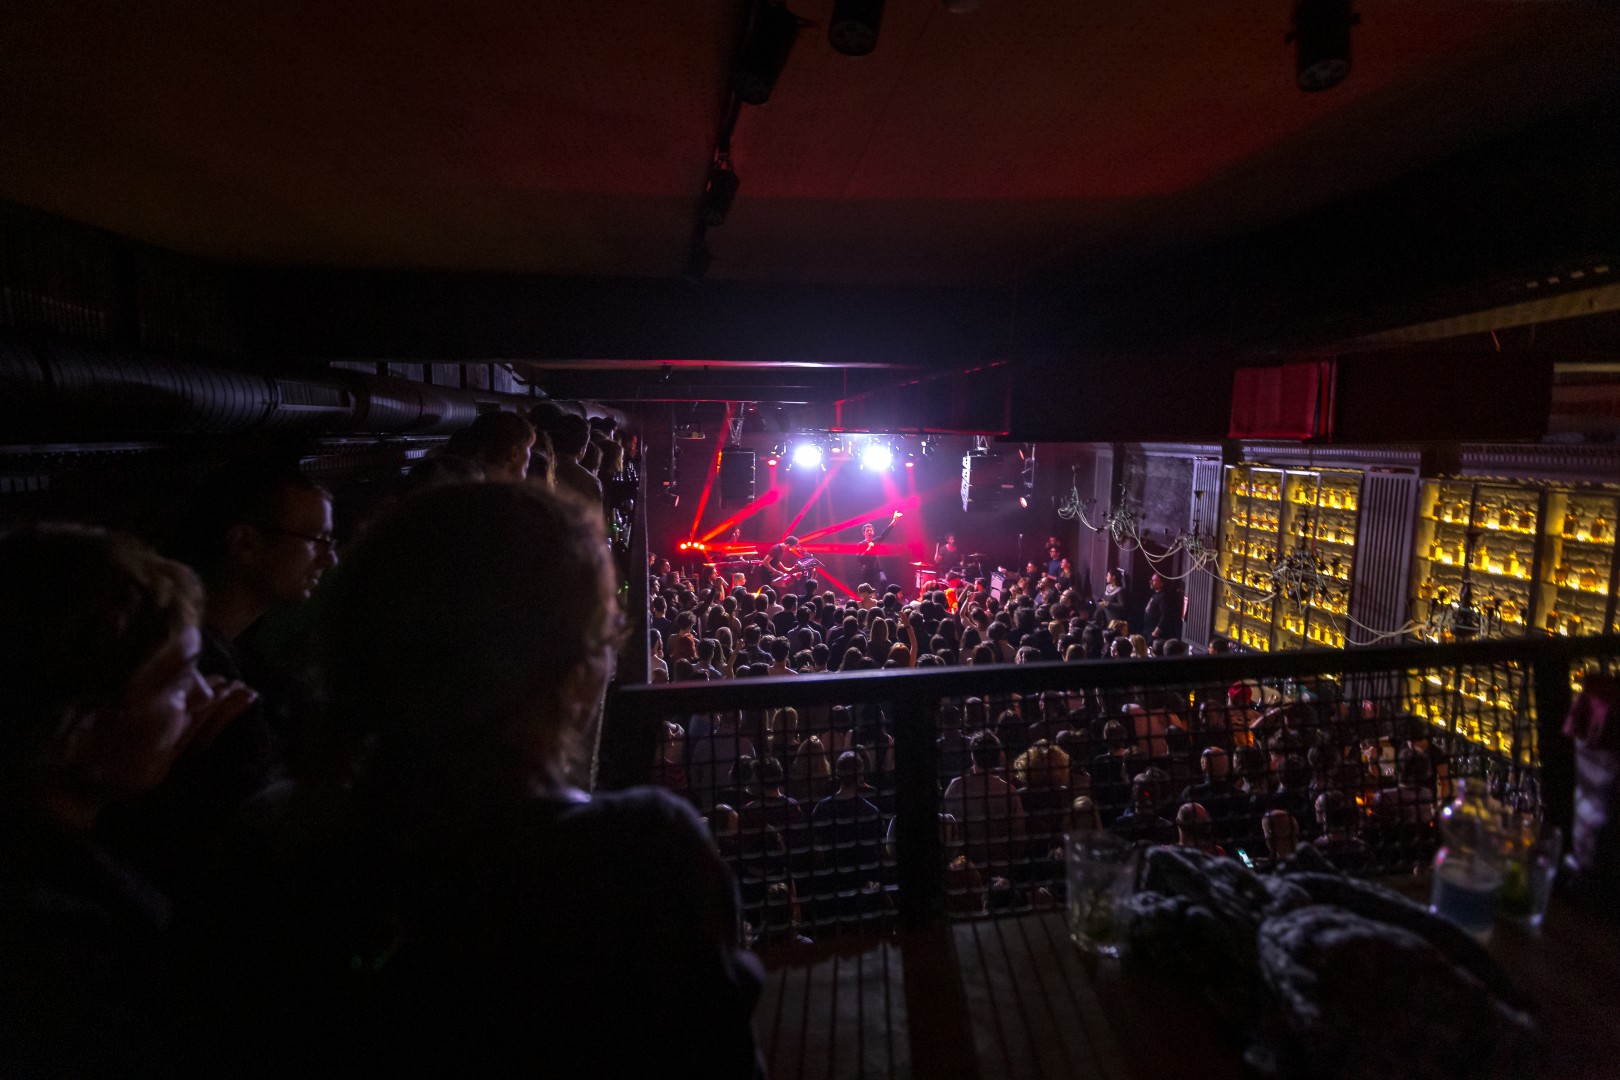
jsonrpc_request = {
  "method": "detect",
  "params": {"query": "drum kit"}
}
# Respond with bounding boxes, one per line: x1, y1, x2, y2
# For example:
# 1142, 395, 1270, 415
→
912, 553, 987, 593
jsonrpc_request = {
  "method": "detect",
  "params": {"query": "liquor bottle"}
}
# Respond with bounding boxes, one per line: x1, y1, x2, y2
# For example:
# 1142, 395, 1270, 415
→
1454, 538, 1467, 566
1474, 541, 1490, 572
1442, 501, 1455, 524
1486, 502, 1501, 529
1593, 510, 1611, 543
1429, 537, 1443, 562
1564, 505, 1580, 540
1506, 549, 1520, 578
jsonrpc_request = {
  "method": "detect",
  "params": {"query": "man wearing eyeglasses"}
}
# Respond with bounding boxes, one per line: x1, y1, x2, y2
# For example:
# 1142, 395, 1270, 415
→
115, 460, 338, 894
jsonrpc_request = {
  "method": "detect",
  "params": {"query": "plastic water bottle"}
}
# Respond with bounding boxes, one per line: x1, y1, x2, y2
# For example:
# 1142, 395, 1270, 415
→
1429, 778, 1504, 941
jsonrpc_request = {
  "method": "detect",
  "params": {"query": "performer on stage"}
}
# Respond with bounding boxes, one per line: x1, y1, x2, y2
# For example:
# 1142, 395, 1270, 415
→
855, 510, 902, 588
759, 541, 793, 587
934, 533, 960, 568
760, 536, 818, 597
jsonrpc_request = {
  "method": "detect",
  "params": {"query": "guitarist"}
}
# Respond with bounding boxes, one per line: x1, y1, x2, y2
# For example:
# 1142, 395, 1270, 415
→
855, 510, 902, 589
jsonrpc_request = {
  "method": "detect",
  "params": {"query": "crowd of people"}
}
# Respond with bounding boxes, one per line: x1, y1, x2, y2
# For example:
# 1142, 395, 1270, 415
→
0, 411, 769, 1078
0, 402, 1504, 1074
645, 556, 1481, 940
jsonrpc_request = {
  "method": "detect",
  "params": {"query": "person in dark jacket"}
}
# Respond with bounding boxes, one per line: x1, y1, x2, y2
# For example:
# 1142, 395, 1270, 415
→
233, 482, 765, 1078
0, 524, 252, 1076
854, 510, 903, 589
1142, 572, 1184, 643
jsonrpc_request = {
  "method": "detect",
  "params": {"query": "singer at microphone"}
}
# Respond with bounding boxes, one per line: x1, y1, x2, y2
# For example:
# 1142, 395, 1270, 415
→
855, 510, 902, 588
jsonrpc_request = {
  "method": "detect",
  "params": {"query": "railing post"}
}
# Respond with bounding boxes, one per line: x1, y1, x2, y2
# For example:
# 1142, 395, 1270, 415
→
891, 691, 946, 928
1533, 643, 1577, 843
623, 468, 650, 686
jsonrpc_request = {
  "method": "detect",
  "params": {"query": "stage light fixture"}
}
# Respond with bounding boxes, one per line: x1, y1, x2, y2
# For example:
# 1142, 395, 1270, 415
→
732, 1, 801, 105
860, 442, 894, 472
791, 442, 824, 470
702, 157, 740, 227
829, 0, 884, 56
1290, 0, 1358, 92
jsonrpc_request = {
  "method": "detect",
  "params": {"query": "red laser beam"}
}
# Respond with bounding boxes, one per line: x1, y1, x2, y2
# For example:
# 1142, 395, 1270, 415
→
814, 566, 859, 600
779, 459, 847, 542
686, 403, 733, 539
798, 505, 904, 545
795, 542, 910, 555
797, 494, 922, 546
698, 485, 784, 542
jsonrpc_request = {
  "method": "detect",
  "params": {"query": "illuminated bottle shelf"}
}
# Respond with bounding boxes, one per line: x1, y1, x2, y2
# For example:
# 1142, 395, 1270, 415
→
1218, 464, 1362, 653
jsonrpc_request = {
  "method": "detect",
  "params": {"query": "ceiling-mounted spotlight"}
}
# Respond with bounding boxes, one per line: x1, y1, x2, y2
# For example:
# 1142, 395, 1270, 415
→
860, 441, 894, 472
829, 0, 884, 56
733, 2, 801, 105
702, 157, 740, 227
791, 442, 824, 470
1289, 0, 1358, 92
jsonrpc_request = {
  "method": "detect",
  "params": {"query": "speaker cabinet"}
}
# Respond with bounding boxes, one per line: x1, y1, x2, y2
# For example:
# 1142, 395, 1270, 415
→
719, 450, 756, 507
961, 453, 1021, 512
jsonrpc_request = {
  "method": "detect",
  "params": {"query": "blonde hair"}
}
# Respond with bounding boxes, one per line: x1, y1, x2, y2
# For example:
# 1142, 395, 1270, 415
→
1013, 741, 1071, 789
788, 735, 832, 799
791, 735, 831, 777
1068, 796, 1102, 833
772, 707, 799, 734
1130, 633, 1150, 658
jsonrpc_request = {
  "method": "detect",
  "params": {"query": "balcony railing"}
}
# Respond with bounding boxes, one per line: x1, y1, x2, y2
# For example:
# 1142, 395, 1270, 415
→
600, 636, 1616, 944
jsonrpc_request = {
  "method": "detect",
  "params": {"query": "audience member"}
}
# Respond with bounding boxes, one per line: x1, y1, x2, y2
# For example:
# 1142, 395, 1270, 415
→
281, 481, 763, 1076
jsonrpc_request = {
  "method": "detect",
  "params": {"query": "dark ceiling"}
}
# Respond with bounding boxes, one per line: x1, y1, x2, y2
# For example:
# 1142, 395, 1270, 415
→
4, 1, 1619, 285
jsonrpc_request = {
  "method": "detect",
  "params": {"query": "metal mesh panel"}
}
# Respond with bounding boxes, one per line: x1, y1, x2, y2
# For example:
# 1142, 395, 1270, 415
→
609, 637, 1609, 945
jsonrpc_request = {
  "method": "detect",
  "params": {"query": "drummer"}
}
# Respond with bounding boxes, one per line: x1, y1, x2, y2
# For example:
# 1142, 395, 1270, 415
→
934, 533, 960, 568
